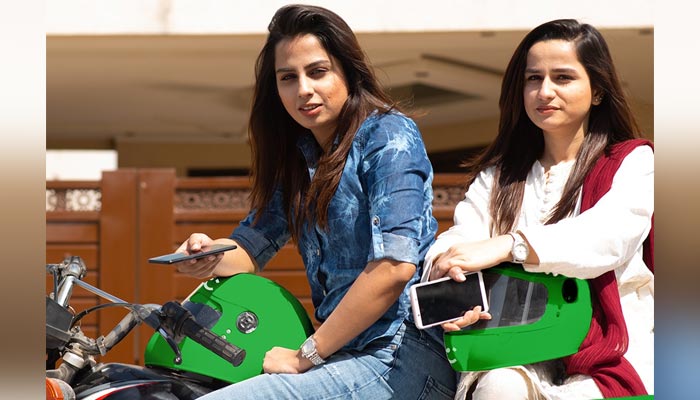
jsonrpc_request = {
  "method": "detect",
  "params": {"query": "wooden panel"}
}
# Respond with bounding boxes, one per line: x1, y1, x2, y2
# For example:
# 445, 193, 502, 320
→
433, 208, 456, 220
79, 326, 98, 341
138, 172, 176, 283
258, 271, 311, 298
99, 170, 138, 364
46, 222, 99, 243
299, 299, 317, 324
47, 181, 101, 190
173, 222, 238, 243
46, 244, 99, 267
66, 297, 100, 326
175, 211, 248, 223
45, 180, 106, 358
176, 177, 251, 190
433, 173, 467, 187
173, 274, 205, 300
437, 220, 455, 235
135, 170, 177, 364
46, 211, 100, 221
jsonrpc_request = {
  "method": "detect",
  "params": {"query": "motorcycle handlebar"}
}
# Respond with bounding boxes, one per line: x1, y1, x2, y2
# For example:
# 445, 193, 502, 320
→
47, 256, 247, 368
78, 307, 148, 356
181, 316, 246, 367
161, 301, 246, 367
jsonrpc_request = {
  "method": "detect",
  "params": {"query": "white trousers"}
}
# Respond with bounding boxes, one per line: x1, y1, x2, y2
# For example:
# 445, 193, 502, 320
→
456, 361, 604, 400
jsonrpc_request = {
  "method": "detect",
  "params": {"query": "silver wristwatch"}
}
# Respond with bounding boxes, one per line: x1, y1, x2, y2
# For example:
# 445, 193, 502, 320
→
508, 232, 529, 264
300, 335, 325, 365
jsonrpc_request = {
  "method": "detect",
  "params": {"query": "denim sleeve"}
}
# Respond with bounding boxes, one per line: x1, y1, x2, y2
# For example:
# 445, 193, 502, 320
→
360, 114, 433, 266
229, 189, 291, 270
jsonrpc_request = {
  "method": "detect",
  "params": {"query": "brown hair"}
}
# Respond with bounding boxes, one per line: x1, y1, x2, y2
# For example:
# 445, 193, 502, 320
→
248, 4, 399, 242
461, 19, 643, 235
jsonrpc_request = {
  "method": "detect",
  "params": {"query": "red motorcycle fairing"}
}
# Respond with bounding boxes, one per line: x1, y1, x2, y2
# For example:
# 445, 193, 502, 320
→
72, 363, 215, 400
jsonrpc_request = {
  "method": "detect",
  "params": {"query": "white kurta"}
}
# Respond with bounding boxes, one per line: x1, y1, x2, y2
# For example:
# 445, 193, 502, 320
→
425, 146, 654, 399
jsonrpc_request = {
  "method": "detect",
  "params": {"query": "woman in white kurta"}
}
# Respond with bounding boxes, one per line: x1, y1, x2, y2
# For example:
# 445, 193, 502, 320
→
424, 19, 653, 399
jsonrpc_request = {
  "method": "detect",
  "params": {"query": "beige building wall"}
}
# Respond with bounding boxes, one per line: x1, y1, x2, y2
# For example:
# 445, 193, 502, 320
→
116, 100, 652, 175
47, 0, 654, 176
116, 139, 251, 176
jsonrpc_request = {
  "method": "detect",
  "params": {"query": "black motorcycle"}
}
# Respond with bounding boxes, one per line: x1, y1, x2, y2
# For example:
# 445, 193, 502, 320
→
46, 256, 314, 399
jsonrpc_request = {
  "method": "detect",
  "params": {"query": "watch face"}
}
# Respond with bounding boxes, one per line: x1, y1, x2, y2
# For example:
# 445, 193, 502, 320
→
514, 244, 528, 260
302, 338, 314, 353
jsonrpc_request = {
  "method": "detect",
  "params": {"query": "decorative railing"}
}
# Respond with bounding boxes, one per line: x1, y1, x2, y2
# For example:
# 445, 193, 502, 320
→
46, 174, 465, 213
46, 181, 102, 213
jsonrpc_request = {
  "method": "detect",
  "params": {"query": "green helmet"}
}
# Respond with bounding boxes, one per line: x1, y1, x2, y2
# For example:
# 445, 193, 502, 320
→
444, 263, 592, 371
144, 273, 314, 383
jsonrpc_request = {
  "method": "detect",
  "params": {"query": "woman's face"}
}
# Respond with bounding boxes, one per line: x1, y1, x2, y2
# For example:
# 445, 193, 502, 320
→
274, 34, 349, 149
523, 39, 600, 138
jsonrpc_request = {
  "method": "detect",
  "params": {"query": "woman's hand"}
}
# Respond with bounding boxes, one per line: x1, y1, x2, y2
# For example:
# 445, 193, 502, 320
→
430, 235, 513, 281
173, 233, 225, 279
441, 306, 492, 332
262, 347, 314, 374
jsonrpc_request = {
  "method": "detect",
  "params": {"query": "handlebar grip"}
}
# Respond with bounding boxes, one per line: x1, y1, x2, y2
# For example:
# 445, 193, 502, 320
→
180, 317, 246, 367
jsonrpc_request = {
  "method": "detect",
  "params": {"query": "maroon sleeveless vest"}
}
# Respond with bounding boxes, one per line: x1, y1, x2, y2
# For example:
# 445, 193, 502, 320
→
563, 139, 653, 397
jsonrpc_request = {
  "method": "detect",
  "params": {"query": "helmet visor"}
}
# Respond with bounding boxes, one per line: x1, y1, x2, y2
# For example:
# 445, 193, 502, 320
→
463, 270, 548, 330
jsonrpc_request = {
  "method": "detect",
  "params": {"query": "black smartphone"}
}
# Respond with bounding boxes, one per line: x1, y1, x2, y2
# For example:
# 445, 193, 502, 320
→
148, 243, 237, 264
410, 272, 489, 329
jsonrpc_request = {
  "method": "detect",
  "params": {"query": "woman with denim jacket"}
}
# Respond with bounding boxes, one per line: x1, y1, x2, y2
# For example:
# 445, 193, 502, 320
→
173, 4, 458, 399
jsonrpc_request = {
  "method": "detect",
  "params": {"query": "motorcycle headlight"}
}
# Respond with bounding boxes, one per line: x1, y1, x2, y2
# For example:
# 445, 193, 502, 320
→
46, 377, 75, 400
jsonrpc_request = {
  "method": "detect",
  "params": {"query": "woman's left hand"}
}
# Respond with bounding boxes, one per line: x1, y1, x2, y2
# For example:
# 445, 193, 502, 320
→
441, 306, 492, 332
430, 235, 513, 281
262, 347, 314, 374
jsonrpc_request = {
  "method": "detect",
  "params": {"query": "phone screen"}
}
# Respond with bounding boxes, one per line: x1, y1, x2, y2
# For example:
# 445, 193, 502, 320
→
412, 274, 486, 328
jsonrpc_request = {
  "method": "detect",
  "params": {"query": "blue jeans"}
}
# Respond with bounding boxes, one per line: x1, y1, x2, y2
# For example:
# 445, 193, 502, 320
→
198, 321, 457, 399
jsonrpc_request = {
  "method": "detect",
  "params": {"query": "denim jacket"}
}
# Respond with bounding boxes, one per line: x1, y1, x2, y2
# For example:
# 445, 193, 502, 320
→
230, 112, 437, 350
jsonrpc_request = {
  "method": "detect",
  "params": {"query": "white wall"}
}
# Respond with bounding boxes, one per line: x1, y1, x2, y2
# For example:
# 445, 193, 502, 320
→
47, 0, 653, 35
46, 150, 117, 180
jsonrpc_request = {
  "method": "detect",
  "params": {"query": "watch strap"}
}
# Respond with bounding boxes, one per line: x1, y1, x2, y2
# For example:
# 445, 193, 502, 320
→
306, 351, 325, 366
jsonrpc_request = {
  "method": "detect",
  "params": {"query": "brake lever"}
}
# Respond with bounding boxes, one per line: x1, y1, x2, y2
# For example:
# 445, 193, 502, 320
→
133, 304, 184, 365
157, 327, 183, 365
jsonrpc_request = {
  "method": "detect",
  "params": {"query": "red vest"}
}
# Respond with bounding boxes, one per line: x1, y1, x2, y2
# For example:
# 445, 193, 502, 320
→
563, 139, 653, 397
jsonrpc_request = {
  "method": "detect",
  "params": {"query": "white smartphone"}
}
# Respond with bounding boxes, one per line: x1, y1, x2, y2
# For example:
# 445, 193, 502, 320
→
410, 272, 489, 330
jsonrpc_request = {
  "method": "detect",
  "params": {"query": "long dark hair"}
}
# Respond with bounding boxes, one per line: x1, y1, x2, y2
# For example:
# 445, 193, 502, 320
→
248, 4, 398, 242
462, 19, 642, 235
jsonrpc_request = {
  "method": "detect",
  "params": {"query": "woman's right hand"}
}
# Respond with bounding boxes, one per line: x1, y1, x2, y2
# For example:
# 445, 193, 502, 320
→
173, 233, 225, 279
429, 235, 514, 281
